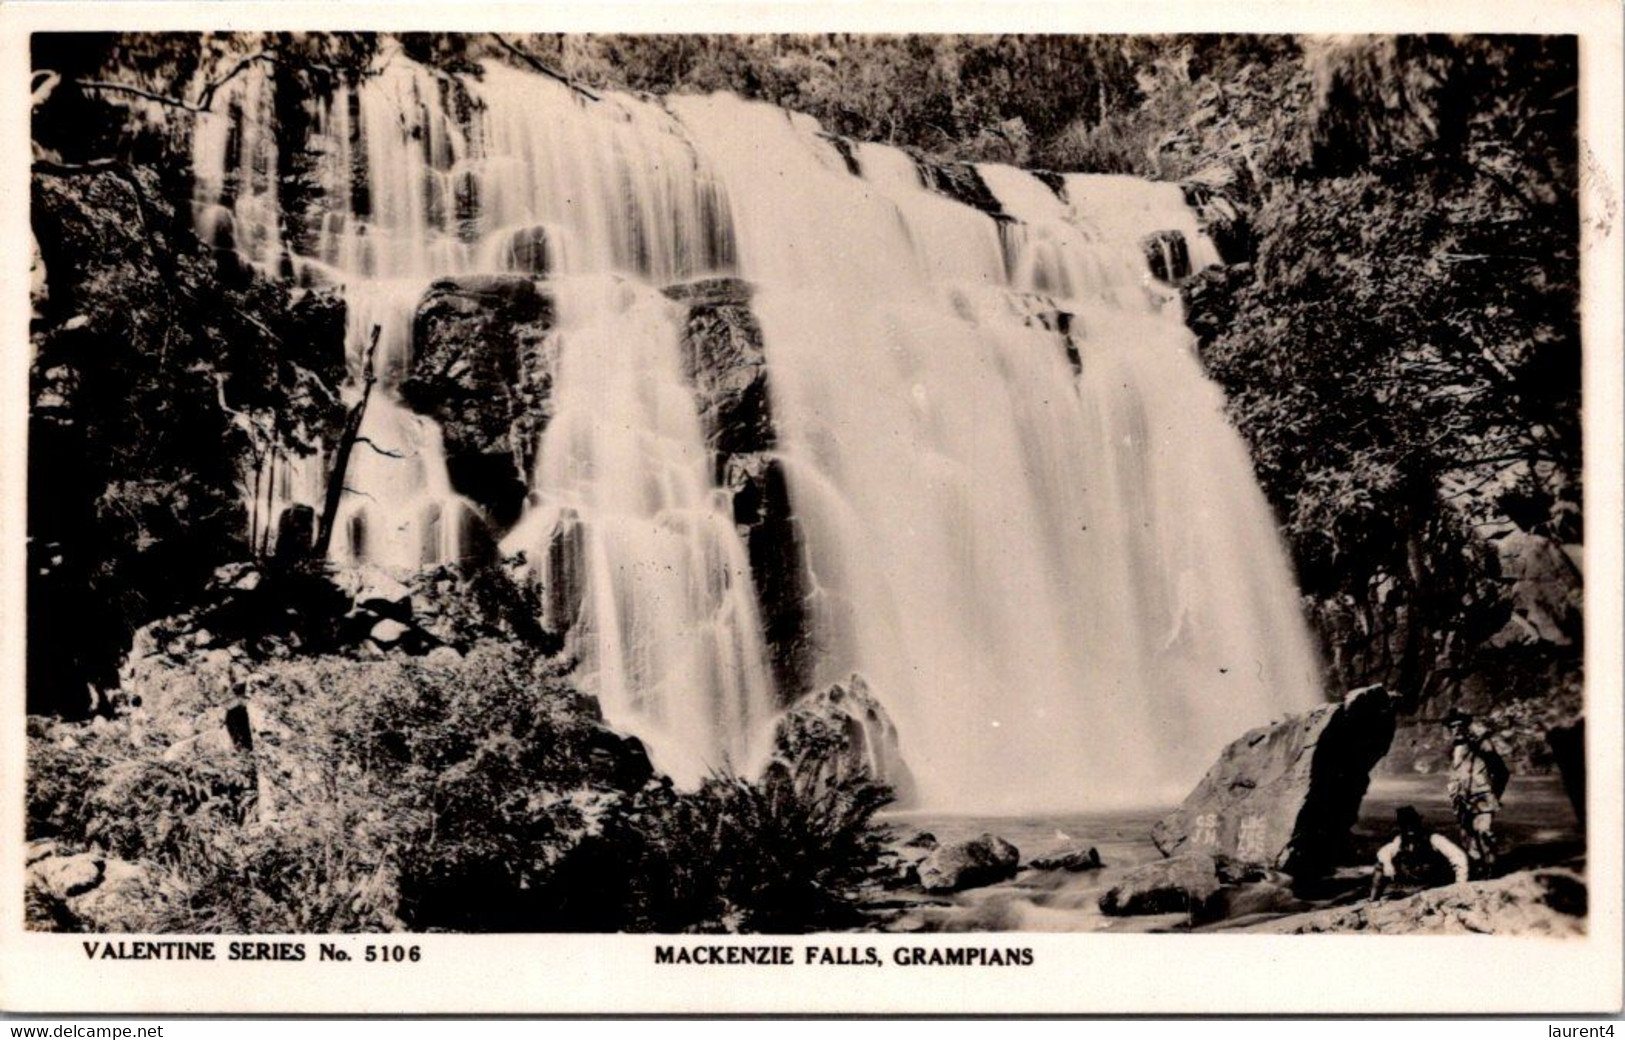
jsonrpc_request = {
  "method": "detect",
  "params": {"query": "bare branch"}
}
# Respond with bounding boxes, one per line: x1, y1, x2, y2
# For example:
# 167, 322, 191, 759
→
313, 324, 383, 559
492, 34, 600, 102
354, 436, 406, 459
77, 49, 279, 115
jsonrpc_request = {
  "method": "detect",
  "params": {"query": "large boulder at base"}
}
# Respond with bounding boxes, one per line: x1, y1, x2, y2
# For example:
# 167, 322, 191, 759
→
1152, 684, 1397, 877
1257, 869, 1587, 936
762, 674, 915, 804
1098, 853, 1223, 918
917, 833, 1021, 893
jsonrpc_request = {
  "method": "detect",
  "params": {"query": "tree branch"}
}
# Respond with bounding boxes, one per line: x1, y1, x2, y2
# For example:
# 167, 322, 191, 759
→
354, 436, 405, 459
492, 34, 600, 102
73, 49, 279, 115
313, 324, 382, 559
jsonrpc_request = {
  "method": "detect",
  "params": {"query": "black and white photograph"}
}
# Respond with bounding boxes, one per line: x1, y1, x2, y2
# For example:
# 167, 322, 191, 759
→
4, 4, 1622, 1017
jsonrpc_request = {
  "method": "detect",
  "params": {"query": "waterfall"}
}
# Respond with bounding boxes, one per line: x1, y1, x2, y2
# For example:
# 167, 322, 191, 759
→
191, 45, 1321, 809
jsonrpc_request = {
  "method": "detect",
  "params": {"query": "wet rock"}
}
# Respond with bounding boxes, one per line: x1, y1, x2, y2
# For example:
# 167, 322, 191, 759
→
724, 454, 816, 696
1258, 869, 1587, 936
910, 154, 1006, 218
273, 504, 317, 561
583, 729, 656, 793
763, 674, 915, 804
1152, 684, 1397, 877
1028, 844, 1104, 872
918, 833, 1021, 893
1180, 181, 1251, 262
1142, 229, 1192, 283
404, 274, 556, 529
668, 277, 772, 462
496, 224, 552, 275
1098, 853, 1223, 917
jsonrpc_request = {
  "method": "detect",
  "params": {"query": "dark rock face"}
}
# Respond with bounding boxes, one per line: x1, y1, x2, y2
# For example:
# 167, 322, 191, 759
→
1180, 181, 1252, 263
403, 274, 557, 530
273, 504, 317, 561
764, 674, 914, 804
1141, 229, 1192, 283
911, 154, 1006, 218
917, 833, 1020, 893
1098, 853, 1223, 917
1547, 719, 1585, 826
1152, 685, 1397, 877
667, 277, 816, 699
724, 454, 816, 696
667, 277, 773, 465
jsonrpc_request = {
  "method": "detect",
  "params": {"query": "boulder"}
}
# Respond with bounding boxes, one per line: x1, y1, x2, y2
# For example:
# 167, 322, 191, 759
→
1098, 853, 1223, 917
27, 850, 104, 900
1028, 844, 1104, 872
1152, 684, 1396, 877
367, 618, 410, 647
762, 674, 915, 804
918, 833, 1021, 893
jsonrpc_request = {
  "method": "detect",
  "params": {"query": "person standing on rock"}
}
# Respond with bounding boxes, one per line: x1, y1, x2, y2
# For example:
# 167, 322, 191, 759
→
1369, 806, 1472, 901
1444, 709, 1512, 879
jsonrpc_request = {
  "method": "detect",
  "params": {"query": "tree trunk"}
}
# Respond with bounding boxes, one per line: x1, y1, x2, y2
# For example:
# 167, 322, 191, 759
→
312, 325, 381, 561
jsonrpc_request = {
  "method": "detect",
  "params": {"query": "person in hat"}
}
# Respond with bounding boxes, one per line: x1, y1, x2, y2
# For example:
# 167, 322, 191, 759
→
1369, 805, 1471, 901
1444, 708, 1512, 879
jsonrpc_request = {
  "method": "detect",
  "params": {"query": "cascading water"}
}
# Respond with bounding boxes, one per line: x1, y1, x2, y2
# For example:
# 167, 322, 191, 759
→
191, 44, 1320, 809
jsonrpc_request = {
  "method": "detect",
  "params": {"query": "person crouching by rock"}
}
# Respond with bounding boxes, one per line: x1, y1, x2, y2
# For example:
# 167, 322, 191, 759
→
1369, 806, 1471, 901
1445, 708, 1512, 879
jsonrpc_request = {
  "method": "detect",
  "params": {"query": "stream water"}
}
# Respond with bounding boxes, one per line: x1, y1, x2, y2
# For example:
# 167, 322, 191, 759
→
888, 775, 1584, 932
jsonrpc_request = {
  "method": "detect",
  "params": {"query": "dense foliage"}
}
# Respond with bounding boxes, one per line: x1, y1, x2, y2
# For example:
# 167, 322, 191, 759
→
1180, 37, 1581, 713
28, 642, 894, 933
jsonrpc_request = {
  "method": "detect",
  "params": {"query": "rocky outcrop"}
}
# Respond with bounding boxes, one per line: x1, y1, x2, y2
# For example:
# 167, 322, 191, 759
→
1152, 685, 1397, 877
1098, 853, 1224, 918
666, 277, 773, 465
763, 674, 914, 804
668, 278, 816, 697
403, 274, 557, 528
917, 834, 1020, 893
1141, 229, 1191, 283
1257, 869, 1586, 935
910, 153, 1007, 218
